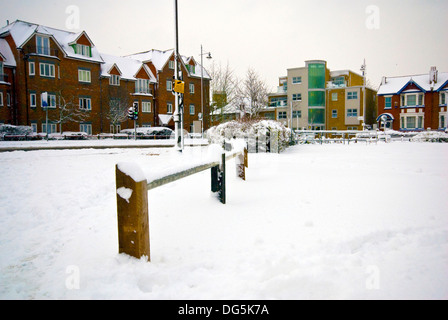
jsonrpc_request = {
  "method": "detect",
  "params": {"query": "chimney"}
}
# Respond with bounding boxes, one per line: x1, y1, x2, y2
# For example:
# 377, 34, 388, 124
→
381, 76, 387, 85
430, 66, 438, 83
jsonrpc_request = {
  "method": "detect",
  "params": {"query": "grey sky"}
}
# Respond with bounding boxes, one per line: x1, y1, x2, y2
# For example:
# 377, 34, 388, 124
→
1, 0, 447, 90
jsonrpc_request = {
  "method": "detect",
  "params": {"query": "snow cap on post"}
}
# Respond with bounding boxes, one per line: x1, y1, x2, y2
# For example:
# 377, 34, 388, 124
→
117, 162, 146, 183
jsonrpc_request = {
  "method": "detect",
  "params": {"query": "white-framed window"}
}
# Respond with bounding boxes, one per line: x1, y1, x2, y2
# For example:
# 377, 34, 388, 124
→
31, 123, 37, 133
29, 62, 35, 76
292, 77, 302, 84
189, 104, 195, 115
169, 60, 174, 70
40, 63, 55, 78
189, 83, 195, 94
332, 109, 338, 118
347, 92, 358, 100
76, 44, 91, 57
36, 35, 50, 55
109, 74, 120, 86
401, 115, 424, 130
440, 114, 446, 129
385, 96, 392, 109
6, 93, 10, 106
79, 97, 92, 110
30, 93, 37, 108
292, 110, 301, 118
347, 109, 358, 117
440, 92, 447, 105
167, 102, 173, 114
166, 79, 173, 92
331, 92, 338, 101
110, 124, 121, 134
78, 69, 91, 83
80, 123, 92, 135
42, 123, 57, 134
278, 111, 287, 119
187, 64, 195, 74
142, 101, 151, 113
135, 79, 150, 94
41, 93, 56, 108
0, 92, 3, 106
401, 93, 424, 107
292, 93, 302, 101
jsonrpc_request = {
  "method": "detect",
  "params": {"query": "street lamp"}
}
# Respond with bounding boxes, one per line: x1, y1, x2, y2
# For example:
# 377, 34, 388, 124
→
200, 45, 212, 137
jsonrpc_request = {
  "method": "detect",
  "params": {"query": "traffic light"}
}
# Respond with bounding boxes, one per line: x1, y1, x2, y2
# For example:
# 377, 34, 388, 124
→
127, 107, 134, 120
133, 102, 139, 120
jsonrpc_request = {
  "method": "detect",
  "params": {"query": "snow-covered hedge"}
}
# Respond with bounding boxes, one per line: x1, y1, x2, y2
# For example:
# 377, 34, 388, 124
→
207, 119, 291, 147
411, 131, 448, 143
0, 124, 33, 136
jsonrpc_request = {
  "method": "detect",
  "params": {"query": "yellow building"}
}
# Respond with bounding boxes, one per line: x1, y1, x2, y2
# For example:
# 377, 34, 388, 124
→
326, 70, 377, 131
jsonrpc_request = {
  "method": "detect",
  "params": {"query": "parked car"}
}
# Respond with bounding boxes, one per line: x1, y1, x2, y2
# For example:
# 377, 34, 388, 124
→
120, 127, 175, 140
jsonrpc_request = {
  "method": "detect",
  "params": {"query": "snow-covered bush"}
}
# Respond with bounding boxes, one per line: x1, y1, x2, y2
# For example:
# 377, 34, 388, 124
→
207, 119, 291, 149
411, 131, 448, 143
0, 124, 33, 136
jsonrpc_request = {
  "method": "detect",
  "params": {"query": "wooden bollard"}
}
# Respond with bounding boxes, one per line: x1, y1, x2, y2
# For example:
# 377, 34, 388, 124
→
116, 163, 150, 261
236, 148, 247, 181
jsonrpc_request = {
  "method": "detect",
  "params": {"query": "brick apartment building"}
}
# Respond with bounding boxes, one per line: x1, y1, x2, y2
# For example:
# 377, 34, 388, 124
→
0, 20, 211, 135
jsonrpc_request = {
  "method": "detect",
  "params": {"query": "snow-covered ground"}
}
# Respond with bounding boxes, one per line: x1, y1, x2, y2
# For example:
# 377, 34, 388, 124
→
0, 142, 447, 299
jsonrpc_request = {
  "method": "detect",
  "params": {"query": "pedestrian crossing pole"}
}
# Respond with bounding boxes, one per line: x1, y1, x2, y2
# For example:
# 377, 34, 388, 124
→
174, 0, 184, 151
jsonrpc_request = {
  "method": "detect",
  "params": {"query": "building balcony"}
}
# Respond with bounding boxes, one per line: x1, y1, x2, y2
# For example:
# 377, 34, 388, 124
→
23, 45, 60, 58
327, 81, 347, 89
0, 73, 9, 83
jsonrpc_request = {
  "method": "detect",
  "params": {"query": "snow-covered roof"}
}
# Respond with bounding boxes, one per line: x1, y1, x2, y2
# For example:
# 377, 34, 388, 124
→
100, 53, 156, 83
0, 38, 16, 67
0, 20, 103, 64
378, 72, 448, 95
126, 49, 174, 71
126, 49, 211, 80
330, 70, 350, 78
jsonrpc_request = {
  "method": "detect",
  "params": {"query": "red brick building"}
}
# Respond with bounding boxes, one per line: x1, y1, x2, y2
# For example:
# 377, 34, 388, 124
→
377, 67, 448, 131
0, 20, 211, 135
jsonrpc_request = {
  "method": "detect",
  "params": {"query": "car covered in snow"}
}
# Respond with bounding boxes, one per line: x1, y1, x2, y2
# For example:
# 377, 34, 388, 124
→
120, 127, 175, 139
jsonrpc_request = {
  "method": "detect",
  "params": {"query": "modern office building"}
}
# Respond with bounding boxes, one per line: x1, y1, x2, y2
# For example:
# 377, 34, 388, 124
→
269, 60, 377, 131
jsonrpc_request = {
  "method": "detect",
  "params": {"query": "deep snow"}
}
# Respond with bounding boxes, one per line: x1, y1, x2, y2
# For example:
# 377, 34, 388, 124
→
0, 142, 447, 299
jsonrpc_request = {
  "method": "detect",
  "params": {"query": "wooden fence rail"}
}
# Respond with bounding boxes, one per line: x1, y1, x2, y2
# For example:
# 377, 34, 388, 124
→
115, 148, 248, 261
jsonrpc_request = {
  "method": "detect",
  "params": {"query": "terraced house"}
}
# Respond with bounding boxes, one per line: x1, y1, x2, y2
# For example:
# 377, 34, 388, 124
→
0, 20, 211, 135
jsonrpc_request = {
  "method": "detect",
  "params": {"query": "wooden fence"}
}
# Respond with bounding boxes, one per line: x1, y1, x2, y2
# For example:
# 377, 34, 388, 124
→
115, 147, 248, 261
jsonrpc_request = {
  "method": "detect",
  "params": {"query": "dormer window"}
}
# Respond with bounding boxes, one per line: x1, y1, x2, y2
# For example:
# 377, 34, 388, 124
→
75, 44, 91, 57
135, 79, 150, 94
36, 35, 50, 55
187, 64, 195, 74
110, 74, 120, 86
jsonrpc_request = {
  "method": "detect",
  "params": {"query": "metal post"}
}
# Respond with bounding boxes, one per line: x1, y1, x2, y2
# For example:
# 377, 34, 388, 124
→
174, 0, 183, 151
201, 45, 204, 137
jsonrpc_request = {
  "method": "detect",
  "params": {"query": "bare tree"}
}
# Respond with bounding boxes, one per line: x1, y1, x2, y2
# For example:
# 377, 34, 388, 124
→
238, 68, 269, 118
107, 98, 129, 133
209, 61, 237, 123
51, 90, 88, 133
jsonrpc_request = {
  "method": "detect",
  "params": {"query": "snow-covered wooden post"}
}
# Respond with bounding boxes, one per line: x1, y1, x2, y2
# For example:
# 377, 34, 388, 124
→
236, 147, 248, 181
115, 162, 150, 261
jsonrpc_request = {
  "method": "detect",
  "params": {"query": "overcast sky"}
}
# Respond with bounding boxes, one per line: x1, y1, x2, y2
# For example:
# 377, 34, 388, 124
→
1, 0, 447, 90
